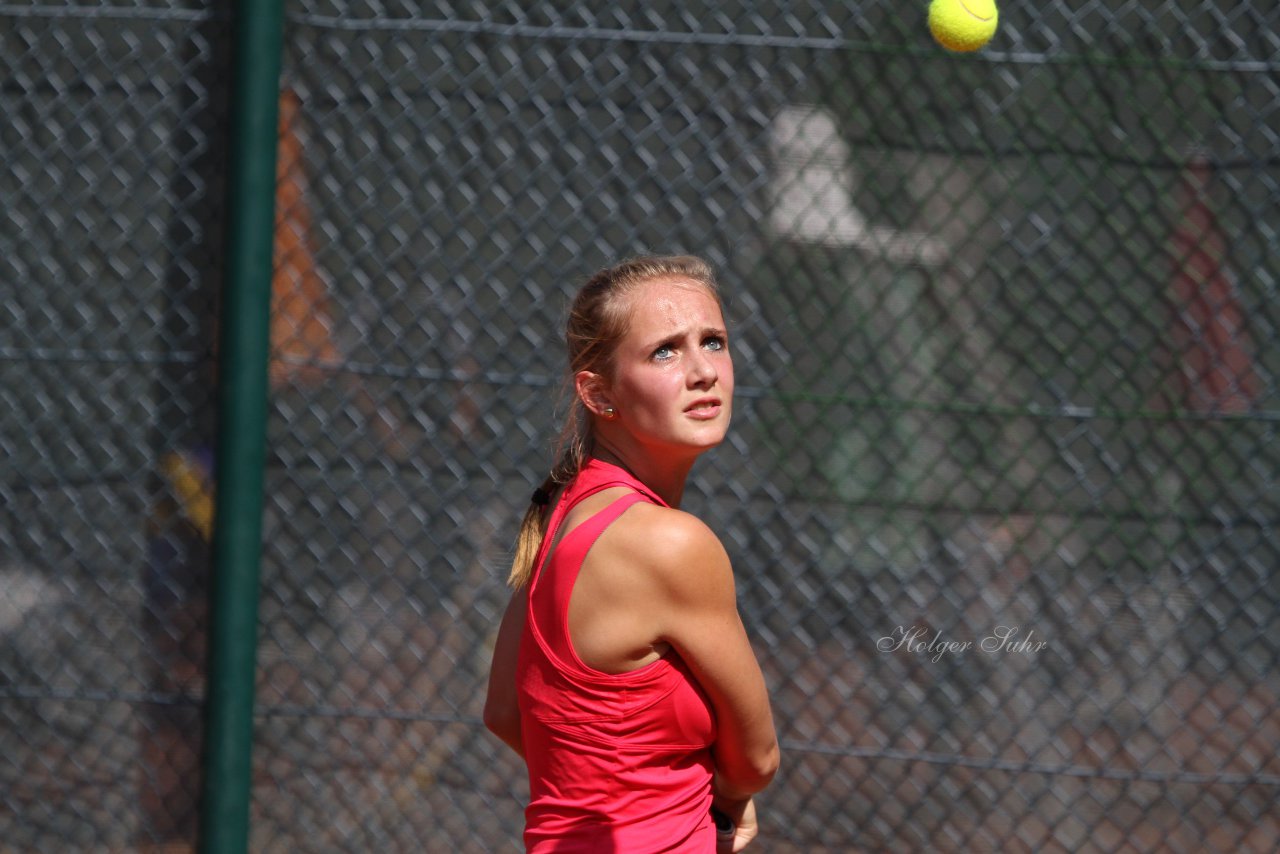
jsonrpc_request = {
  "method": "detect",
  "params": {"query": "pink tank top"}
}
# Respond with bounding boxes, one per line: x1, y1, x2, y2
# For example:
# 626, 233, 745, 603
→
517, 458, 717, 853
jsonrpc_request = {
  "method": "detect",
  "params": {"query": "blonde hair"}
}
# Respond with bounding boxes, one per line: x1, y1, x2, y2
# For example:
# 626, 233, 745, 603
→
507, 255, 721, 588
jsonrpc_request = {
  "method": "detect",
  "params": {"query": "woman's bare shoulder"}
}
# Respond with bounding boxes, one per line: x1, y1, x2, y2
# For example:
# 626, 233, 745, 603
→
612, 501, 722, 552
606, 502, 733, 597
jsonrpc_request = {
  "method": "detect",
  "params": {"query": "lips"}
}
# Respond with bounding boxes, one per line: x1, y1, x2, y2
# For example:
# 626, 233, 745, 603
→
684, 397, 722, 419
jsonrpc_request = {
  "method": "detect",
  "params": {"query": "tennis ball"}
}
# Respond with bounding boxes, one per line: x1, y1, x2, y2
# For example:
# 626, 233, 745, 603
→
928, 0, 999, 52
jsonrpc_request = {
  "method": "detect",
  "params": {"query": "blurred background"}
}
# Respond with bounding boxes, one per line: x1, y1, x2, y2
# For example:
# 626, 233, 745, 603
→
2, 1, 1277, 851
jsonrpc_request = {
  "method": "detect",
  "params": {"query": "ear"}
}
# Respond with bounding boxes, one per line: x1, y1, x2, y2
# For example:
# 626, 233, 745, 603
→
574, 370, 614, 418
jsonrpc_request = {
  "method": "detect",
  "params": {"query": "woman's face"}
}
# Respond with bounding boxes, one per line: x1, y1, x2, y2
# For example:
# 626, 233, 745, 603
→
599, 276, 734, 458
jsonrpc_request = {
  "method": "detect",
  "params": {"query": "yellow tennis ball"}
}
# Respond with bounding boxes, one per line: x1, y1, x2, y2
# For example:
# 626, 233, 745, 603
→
928, 0, 999, 52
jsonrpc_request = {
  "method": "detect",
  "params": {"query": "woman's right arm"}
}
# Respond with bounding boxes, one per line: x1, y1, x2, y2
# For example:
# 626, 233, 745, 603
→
483, 586, 527, 758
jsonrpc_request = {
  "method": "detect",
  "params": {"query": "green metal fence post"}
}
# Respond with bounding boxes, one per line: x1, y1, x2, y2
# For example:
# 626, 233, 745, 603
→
199, 2, 285, 852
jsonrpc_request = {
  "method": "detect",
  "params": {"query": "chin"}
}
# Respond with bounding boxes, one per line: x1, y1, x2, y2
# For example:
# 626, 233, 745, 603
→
686, 427, 731, 453
647, 434, 726, 462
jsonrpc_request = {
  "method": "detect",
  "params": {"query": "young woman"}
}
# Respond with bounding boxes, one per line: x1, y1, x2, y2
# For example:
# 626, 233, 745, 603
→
484, 255, 779, 852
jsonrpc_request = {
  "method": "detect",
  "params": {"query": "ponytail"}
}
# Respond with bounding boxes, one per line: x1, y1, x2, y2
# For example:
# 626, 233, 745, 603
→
506, 475, 556, 589
505, 406, 591, 589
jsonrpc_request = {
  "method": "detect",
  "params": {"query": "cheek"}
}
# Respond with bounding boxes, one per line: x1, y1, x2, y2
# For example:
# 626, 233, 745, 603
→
623, 370, 681, 411
648, 372, 685, 403
714, 352, 735, 394
643, 366, 731, 409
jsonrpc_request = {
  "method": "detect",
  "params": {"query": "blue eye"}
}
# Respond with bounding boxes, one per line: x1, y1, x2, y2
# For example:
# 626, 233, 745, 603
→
652, 345, 674, 361
704, 336, 725, 351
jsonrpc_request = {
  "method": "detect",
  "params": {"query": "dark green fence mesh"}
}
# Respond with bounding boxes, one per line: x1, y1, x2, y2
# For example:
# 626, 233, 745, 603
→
3, 2, 1278, 851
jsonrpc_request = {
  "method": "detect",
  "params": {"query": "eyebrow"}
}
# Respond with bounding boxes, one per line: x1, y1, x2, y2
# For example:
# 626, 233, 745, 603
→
642, 326, 728, 351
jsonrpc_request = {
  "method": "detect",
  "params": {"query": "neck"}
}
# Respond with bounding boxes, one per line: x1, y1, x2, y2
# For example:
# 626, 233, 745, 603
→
589, 439, 695, 508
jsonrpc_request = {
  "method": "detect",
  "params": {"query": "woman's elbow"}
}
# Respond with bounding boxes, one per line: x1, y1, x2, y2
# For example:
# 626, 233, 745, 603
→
485, 716, 525, 758
720, 740, 781, 796
483, 701, 520, 742
749, 739, 781, 788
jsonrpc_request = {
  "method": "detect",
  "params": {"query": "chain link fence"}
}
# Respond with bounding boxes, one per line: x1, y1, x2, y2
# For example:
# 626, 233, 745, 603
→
4, 1, 1278, 851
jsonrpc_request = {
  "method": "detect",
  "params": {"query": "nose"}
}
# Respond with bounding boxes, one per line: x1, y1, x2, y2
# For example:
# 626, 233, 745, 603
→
687, 348, 717, 388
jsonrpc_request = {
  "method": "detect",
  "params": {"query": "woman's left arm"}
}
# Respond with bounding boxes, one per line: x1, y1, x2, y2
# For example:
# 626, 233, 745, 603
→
483, 586, 527, 758
635, 508, 779, 796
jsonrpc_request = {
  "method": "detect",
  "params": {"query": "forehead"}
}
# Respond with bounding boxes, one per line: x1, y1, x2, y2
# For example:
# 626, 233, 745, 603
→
623, 277, 724, 334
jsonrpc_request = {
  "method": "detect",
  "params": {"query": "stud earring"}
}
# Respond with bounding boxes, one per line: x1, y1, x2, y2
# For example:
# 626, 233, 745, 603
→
602, 406, 617, 419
